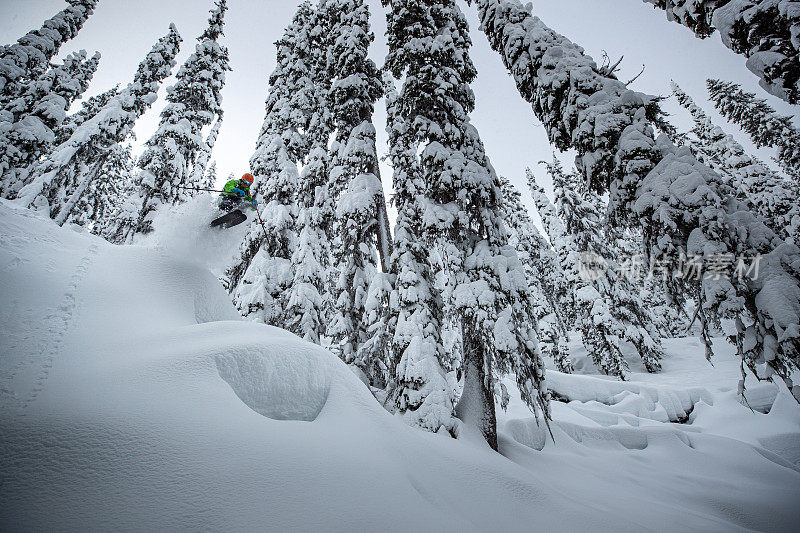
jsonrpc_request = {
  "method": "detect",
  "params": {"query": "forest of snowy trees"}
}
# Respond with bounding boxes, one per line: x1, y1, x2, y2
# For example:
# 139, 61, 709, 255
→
1, 0, 799, 451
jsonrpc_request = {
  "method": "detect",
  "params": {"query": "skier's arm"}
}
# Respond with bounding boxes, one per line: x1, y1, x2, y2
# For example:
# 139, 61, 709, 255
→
222, 181, 241, 195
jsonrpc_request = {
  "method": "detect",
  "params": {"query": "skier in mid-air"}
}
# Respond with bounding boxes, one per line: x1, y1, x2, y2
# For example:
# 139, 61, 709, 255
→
210, 173, 258, 228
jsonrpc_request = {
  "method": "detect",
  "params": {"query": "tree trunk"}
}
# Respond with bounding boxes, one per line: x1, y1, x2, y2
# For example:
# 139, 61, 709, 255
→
54, 151, 110, 226
369, 155, 392, 272
456, 321, 498, 450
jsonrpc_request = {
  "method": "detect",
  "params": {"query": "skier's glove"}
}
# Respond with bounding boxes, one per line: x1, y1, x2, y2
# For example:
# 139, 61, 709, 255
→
232, 188, 245, 197
251, 198, 258, 210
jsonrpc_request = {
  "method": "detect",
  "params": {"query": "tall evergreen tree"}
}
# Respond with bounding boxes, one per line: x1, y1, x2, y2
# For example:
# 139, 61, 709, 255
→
17, 25, 182, 227
192, 114, 223, 192
285, 2, 334, 344
499, 176, 573, 373
383, 63, 453, 434
707, 79, 800, 183
0, 0, 98, 102
474, 0, 800, 400
606, 223, 687, 339
643, 0, 800, 103
132, 0, 230, 237
101, 148, 143, 245
547, 161, 663, 374
286, 145, 330, 343
384, 0, 548, 448
672, 81, 799, 243
227, 2, 314, 325
201, 160, 217, 190
530, 169, 630, 378
324, 0, 390, 383
0, 50, 100, 198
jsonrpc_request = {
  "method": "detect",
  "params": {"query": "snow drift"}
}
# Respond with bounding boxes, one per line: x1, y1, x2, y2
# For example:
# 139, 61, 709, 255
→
1, 199, 799, 531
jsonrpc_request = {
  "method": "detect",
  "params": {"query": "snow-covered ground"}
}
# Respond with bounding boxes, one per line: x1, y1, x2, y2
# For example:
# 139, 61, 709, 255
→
1, 198, 798, 532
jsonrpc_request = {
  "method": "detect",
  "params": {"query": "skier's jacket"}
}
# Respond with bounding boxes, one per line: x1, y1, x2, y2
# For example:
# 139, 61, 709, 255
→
221, 179, 254, 203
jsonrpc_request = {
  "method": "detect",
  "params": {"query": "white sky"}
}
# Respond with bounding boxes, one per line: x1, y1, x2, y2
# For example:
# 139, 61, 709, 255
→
1, 0, 797, 223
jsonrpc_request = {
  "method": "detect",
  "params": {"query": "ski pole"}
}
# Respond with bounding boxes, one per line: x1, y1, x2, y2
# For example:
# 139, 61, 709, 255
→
175, 184, 226, 194
254, 202, 269, 240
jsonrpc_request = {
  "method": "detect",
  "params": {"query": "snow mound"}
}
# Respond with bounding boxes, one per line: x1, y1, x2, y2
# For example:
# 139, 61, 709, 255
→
214, 331, 336, 421
546, 370, 711, 423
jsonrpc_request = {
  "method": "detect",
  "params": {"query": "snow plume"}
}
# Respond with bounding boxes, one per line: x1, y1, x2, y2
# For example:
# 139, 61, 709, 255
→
475, 0, 800, 400
140, 192, 252, 277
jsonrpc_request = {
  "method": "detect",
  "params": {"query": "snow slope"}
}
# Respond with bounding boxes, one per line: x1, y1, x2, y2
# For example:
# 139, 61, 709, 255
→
1, 199, 799, 531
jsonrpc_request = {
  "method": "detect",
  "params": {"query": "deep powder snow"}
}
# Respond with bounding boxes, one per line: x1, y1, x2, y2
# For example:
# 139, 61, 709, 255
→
1, 199, 798, 531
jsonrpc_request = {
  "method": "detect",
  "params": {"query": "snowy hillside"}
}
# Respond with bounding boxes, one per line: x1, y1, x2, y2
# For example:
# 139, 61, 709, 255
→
1, 199, 798, 531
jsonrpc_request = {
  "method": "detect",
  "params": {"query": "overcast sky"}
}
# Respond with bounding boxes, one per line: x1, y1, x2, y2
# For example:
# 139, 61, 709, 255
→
1, 0, 797, 221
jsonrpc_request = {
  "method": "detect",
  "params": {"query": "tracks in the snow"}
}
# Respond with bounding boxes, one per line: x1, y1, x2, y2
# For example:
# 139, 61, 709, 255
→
8, 243, 99, 414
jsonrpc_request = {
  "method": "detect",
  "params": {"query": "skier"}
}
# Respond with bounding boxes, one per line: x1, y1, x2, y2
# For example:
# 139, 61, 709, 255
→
210, 173, 258, 228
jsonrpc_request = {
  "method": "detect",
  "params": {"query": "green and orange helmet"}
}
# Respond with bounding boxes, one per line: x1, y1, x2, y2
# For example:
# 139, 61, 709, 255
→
240, 173, 254, 188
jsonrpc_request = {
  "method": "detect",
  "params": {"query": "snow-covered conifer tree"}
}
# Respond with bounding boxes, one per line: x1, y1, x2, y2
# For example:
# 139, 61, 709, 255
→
192, 114, 223, 192
284, 2, 335, 345
18, 25, 181, 227
672, 81, 799, 242
499, 176, 573, 373
384, 0, 548, 447
68, 142, 134, 234
286, 146, 330, 343
132, 0, 230, 236
324, 0, 389, 383
707, 79, 800, 183
227, 2, 314, 325
0, 0, 98, 103
0, 50, 99, 198
54, 84, 119, 147
529, 168, 630, 378
383, 66, 453, 433
548, 161, 663, 373
100, 148, 141, 244
475, 0, 800, 400
201, 160, 217, 190
643, 1, 799, 103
